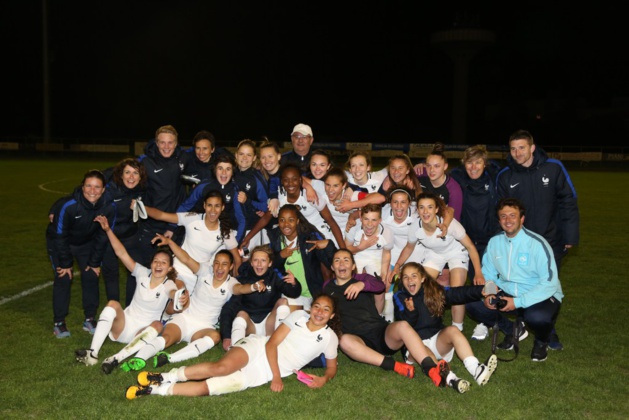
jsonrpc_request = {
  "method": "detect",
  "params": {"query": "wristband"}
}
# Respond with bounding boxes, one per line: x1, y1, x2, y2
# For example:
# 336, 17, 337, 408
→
251, 283, 256, 292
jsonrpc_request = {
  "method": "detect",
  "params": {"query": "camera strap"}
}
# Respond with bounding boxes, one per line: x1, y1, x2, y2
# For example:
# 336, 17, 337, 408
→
490, 320, 519, 362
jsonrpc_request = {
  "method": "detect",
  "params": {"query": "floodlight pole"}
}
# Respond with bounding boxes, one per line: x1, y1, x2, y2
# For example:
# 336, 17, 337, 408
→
42, 0, 51, 144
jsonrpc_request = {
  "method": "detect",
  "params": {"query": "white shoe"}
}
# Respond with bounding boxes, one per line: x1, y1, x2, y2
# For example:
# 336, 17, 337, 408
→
75, 349, 98, 366
471, 323, 489, 340
474, 354, 498, 386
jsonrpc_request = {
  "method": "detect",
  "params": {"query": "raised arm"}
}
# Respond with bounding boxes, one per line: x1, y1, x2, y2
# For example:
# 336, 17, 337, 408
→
152, 233, 200, 274
94, 215, 136, 273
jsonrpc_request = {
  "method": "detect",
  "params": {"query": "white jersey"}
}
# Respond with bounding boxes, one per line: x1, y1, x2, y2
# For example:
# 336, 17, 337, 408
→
381, 204, 426, 264
186, 263, 239, 325
277, 310, 338, 377
174, 213, 238, 290
127, 264, 177, 326
407, 216, 467, 254
346, 221, 394, 275
346, 167, 387, 193
279, 188, 336, 243
311, 179, 350, 234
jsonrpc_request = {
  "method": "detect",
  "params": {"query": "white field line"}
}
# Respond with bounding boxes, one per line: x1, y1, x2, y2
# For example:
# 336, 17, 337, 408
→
39, 178, 71, 195
0, 269, 80, 307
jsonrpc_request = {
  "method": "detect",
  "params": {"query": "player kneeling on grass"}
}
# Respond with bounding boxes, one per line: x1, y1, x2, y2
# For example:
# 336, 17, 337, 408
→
126, 293, 340, 399
322, 249, 466, 393
120, 237, 257, 371
75, 216, 187, 374
394, 262, 497, 390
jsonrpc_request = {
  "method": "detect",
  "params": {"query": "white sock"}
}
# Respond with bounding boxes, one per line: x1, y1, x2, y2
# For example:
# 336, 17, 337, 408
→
463, 356, 480, 377
135, 336, 166, 361
446, 371, 458, 385
90, 306, 116, 357
452, 322, 464, 332
152, 383, 174, 396
170, 336, 215, 363
382, 291, 394, 322
109, 326, 159, 362
275, 305, 290, 330
231, 317, 247, 344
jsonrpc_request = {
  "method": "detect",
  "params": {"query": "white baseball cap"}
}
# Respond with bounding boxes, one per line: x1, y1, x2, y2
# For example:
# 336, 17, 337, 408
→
291, 123, 313, 137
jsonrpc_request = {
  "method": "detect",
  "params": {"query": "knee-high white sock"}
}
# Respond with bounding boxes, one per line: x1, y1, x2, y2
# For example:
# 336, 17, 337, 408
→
275, 305, 290, 330
463, 356, 480, 377
169, 336, 215, 363
135, 336, 166, 361
90, 306, 116, 357
231, 317, 247, 344
382, 291, 394, 322
109, 326, 159, 362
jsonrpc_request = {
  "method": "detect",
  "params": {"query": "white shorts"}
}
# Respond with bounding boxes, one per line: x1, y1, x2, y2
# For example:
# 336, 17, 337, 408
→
169, 312, 217, 343
253, 313, 271, 336
206, 335, 272, 395
422, 330, 455, 362
109, 315, 147, 343
284, 295, 313, 311
421, 248, 469, 272
354, 256, 382, 276
244, 229, 270, 249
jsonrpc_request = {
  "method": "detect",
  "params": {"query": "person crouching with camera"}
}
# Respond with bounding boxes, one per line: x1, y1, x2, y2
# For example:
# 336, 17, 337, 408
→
465, 198, 563, 362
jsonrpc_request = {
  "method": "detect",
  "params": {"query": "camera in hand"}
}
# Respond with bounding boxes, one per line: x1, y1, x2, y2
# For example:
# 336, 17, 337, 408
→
490, 295, 507, 310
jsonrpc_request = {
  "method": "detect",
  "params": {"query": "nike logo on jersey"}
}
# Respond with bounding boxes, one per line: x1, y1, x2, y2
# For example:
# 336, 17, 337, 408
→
286, 260, 299, 265
294, 321, 303, 328
113, 198, 122, 202
194, 227, 201, 231
154, 168, 164, 173
75, 215, 82, 219
510, 183, 519, 188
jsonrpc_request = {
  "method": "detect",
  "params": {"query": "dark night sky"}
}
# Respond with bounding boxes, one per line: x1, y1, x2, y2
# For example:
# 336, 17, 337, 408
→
3, 2, 628, 146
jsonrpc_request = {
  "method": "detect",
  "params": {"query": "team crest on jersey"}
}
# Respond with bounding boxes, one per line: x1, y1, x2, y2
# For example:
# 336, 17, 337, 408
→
371, 185, 376, 191
301, 205, 307, 211
220, 288, 226, 295
542, 175, 549, 186
155, 292, 161, 299
246, 182, 251, 191
216, 235, 222, 242
485, 184, 489, 191
225, 193, 232, 202
316, 334, 323, 342
179, 162, 184, 171
517, 252, 529, 266
376, 242, 382, 249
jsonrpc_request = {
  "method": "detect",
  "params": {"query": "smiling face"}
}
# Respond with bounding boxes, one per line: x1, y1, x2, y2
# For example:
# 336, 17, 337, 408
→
215, 162, 233, 185
510, 139, 535, 167
251, 250, 272, 276
291, 132, 313, 156
278, 208, 299, 240
281, 167, 302, 199
260, 146, 281, 174
324, 174, 345, 202
150, 251, 173, 279
417, 197, 438, 224
401, 264, 425, 296
388, 158, 410, 184
82, 176, 105, 204
360, 210, 381, 237
349, 155, 370, 184
236, 144, 256, 171
331, 250, 355, 282
425, 154, 447, 184
308, 295, 335, 328
464, 157, 486, 180
156, 132, 177, 158
121, 165, 141, 189
309, 154, 331, 180
203, 196, 224, 222
498, 205, 524, 238
195, 139, 214, 163
390, 191, 411, 222
212, 253, 233, 281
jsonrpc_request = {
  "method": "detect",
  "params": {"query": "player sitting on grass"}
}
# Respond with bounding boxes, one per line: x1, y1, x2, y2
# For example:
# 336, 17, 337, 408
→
75, 216, 187, 374
125, 293, 340, 399
394, 262, 498, 390
119, 237, 256, 371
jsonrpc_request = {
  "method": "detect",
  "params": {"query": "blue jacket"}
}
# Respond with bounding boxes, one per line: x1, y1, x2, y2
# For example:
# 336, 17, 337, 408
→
497, 147, 579, 255
482, 226, 564, 308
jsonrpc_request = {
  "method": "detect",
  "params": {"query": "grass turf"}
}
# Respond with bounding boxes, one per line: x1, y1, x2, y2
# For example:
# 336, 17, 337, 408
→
0, 158, 628, 419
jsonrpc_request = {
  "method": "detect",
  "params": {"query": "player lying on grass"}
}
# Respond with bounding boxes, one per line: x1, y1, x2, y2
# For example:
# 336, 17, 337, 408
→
75, 216, 187, 374
126, 293, 340, 399
394, 262, 498, 390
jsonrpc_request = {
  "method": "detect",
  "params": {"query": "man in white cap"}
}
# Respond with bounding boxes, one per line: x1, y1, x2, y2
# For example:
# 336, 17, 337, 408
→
281, 123, 314, 173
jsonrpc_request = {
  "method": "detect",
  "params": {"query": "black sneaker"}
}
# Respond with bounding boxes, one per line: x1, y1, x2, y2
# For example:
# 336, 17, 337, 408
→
102, 357, 119, 374
548, 331, 563, 351
531, 340, 548, 362
497, 322, 529, 350
449, 377, 470, 394
153, 352, 170, 368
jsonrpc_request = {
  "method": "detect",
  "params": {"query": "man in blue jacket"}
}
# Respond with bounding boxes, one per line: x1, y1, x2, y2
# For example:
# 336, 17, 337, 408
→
465, 198, 563, 362
496, 129, 578, 350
